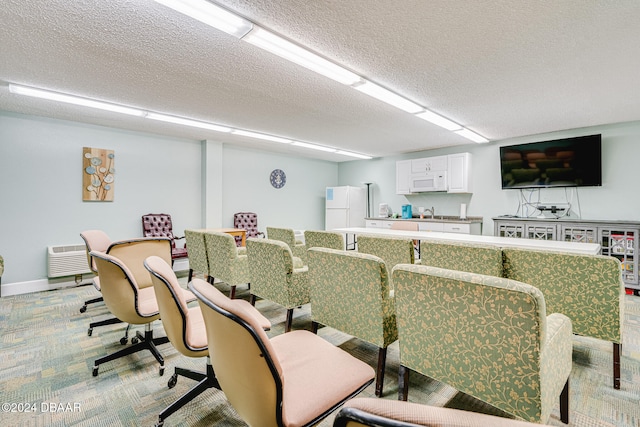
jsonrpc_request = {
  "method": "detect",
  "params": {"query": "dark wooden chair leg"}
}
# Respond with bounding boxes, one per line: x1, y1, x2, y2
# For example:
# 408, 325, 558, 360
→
614, 342, 621, 390
229, 285, 236, 299
374, 347, 387, 397
249, 294, 256, 306
560, 379, 569, 424
311, 321, 319, 334
207, 276, 215, 284
285, 308, 294, 332
398, 365, 409, 401
188, 269, 193, 282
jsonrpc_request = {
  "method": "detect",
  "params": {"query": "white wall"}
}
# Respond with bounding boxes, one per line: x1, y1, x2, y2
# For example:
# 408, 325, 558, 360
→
339, 121, 640, 234
0, 111, 338, 294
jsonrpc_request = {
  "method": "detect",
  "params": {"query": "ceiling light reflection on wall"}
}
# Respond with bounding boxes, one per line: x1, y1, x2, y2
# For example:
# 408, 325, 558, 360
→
243, 26, 362, 86
291, 141, 336, 152
231, 129, 291, 143
8, 84, 146, 117
146, 112, 231, 132
455, 128, 489, 143
415, 110, 462, 131
353, 80, 423, 114
153, 0, 253, 38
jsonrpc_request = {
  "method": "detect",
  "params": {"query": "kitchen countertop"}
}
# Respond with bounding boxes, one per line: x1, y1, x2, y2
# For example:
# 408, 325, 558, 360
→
366, 216, 483, 224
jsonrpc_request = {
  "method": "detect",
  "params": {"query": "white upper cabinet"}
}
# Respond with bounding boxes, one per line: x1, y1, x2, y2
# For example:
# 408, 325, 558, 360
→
396, 159, 413, 195
447, 152, 472, 193
411, 155, 448, 174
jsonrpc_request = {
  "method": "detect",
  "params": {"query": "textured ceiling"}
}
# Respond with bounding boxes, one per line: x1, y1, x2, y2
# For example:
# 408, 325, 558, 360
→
1, 0, 639, 162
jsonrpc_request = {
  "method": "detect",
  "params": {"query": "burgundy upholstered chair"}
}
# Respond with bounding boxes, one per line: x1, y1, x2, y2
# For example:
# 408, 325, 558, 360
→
141, 213, 188, 262
233, 212, 264, 246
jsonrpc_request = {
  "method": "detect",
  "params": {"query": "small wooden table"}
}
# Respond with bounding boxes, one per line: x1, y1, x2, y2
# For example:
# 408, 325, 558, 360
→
203, 228, 247, 246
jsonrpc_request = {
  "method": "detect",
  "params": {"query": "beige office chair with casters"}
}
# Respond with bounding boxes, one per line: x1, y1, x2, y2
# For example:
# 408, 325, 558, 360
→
144, 255, 221, 427
90, 248, 171, 377
189, 279, 375, 427
79, 229, 111, 313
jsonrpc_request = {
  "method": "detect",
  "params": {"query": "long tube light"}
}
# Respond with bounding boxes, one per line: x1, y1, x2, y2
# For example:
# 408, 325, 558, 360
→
153, 0, 490, 143
8, 84, 146, 117
243, 26, 362, 86
8, 83, 371, 158
146, 112, 231, 132
455, 128, 489, 143
415, 110, 462, 131
153, 0, 253, 38
231, 129, 291, 144
353, 80, 423, 114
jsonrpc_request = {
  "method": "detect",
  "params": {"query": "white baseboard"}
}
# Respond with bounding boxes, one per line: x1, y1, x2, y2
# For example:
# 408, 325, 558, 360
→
1, 260, 190, 298
1, 278, 92, 297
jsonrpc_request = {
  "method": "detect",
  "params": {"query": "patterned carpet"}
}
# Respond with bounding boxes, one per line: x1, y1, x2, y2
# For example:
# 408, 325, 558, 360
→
0, 278, 638, 427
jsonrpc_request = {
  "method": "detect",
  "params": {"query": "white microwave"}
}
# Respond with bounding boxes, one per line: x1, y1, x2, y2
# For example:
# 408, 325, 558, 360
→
410, 171, 447, 192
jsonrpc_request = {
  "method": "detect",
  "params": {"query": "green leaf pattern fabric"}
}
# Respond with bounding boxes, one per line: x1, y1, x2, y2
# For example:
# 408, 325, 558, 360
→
307, 248, 397, 347
246, 238, 310, 309
502, 248, 623, 343
184, 229, 209, 277
392, 264, 572, 423
304, 230, 345, 251
266, 227, 307, 262
204, 232, 250, 286
420, 240, 504, 277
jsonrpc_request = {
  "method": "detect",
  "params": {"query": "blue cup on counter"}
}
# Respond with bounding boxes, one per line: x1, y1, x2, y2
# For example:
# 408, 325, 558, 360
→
401, 204, 412, 219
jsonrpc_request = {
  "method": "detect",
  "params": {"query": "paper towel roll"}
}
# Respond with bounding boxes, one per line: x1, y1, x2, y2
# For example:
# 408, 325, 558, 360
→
460, 203, 467, 219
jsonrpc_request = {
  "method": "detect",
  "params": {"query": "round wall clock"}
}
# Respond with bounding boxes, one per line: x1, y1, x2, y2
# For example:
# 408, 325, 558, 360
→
270, 169, 286, 189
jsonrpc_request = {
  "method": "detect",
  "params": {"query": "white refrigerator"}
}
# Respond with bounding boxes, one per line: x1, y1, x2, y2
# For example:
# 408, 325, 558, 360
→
325, 186, 366, 231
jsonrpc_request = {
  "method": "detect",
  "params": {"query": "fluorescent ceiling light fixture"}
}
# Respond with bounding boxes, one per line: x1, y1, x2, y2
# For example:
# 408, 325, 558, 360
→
291, 141, 336, 152
353, 80, 423, 114
243, 26, 362, 86
153, 0, 252, 38
9, 84, 146, 117
455, 128, 489, 143
415, 110, 462, 131
146, 112, 231, 132
231, 129, 291, 144
335, 150, 373, 160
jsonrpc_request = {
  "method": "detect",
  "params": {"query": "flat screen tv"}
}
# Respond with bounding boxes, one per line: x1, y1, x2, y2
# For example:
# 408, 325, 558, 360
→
500, 134, 602, 189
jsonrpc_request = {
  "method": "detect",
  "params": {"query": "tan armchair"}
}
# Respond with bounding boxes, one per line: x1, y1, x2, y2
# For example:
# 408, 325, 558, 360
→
204, 231, 250, 299
304, 230, 345, 250
307, 247, 397, 397
334, 398, 551, 427
90, 247, 171, 377
267, 226, 307, 262
189, 279, 375, 427
144, 255, 221, 426
79, 230, 112, 313
393, 264, 572, 424
246, 238, 310, 332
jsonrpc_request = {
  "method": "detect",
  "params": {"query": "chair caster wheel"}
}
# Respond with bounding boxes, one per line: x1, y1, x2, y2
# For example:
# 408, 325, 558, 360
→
155, 421, 164, 427
168, 373, 178, 388
92, 367, 98, 377
87, 328, 93, 337
159, 366, 165, 376
80, 305, 87, 313
131, 337, 139, 345
120, 337, 128, 345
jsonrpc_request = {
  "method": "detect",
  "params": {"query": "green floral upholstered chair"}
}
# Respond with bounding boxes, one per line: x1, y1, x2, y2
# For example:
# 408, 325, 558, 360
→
419, 239, 504, 277
307, 247, 397, 397
266, 227, 307, 262
204, 231, 250, 299
393, 264, 572, 424
304, 230, 345, 251
184, 229, 210, 283
0, 255, 4, 286
502, 248, 625, 389
246, 238, 310, 332
334, 397, 552, 427
357, 235, 416, 295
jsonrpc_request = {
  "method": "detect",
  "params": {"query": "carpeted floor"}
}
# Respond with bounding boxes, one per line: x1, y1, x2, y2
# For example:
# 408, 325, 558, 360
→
0, 278, 638, 427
